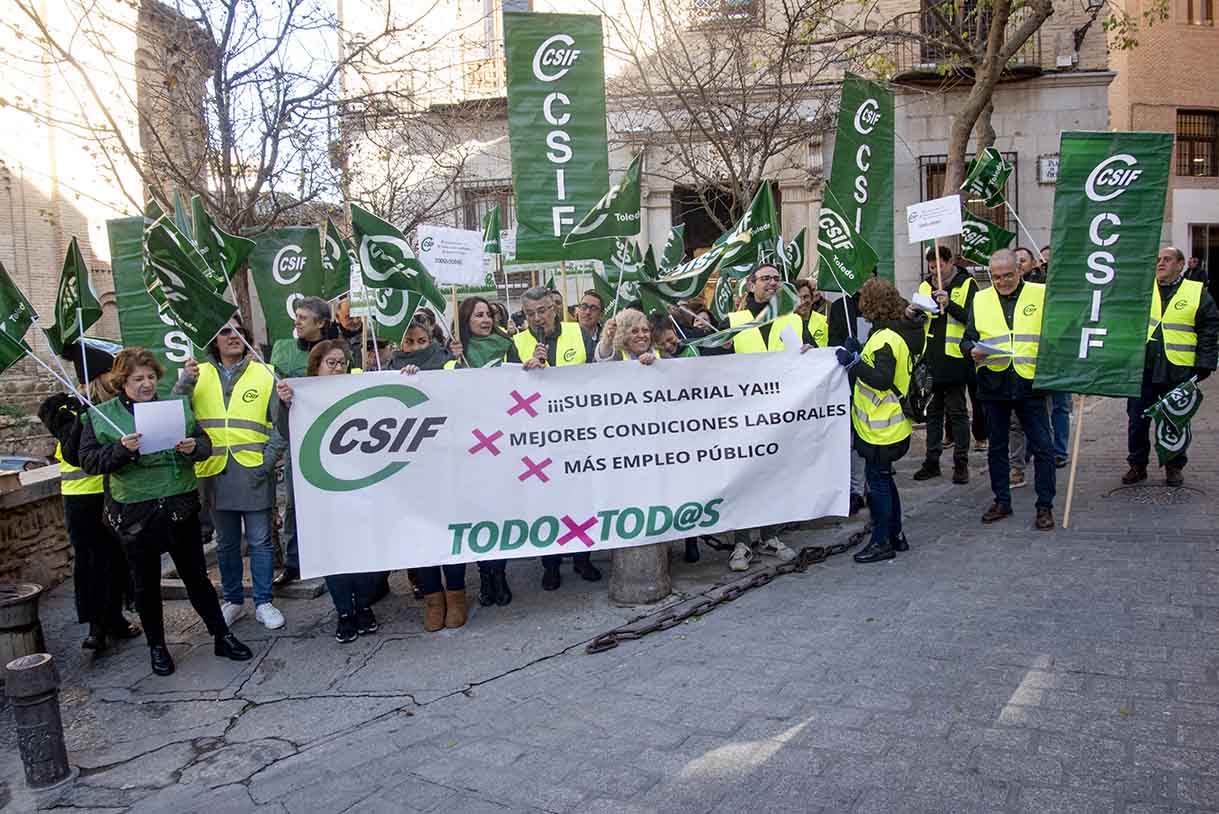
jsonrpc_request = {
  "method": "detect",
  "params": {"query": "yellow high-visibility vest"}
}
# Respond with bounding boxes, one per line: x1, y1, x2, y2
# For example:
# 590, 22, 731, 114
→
512, 322, 587, 366
56, 443, 102, 496
972, 283, 1045, 380
918, 275, 975, 359
191, 360, 274, 477
728, 311, 804, 353
851, 328, 915, 446
1148, 278, 1202, 367
807, 310, 829, 348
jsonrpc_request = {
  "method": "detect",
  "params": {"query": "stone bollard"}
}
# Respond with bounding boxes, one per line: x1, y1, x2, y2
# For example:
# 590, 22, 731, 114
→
0, 584, 46, 675
609, 543, 671, 605
6, 653, 76, 791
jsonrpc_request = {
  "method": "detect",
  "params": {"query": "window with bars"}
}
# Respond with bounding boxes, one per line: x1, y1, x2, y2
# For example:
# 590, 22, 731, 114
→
1177, 111, 1218, 176
919, 153, 1015, 231
462, 183, 516, 232
1185, 0, 1214, 24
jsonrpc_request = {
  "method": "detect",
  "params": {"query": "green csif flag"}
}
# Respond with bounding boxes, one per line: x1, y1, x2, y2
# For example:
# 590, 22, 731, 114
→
1146, 379, 1202, 466
481, 206, 502, 255
350, 203, 447, 313
961, 147, 1013, 208
564, 152, 642, 245
1033, 131, 1174, 398
107, 218, 189, 395
818, 73, 893, 288
0, 259, 35, 376
372, 288, 423, 344
778, 227, 807, 284
321, 218, 353, 301
504, 12, 616, 263
249, 227, 325, 344
688, 283, 800, 349
144, 215, 237, 347
592, 238, 647, 317
959, 210, 1015, 266
46, 237, 102, 355
191, 196, 255, 293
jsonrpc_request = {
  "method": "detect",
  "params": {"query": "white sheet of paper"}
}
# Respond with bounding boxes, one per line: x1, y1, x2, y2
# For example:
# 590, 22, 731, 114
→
907, 194, 964, 243
911, 292, 940, 314
972, 340, 1012, 357
779, 324, 802, 354
134, 399, 186, 454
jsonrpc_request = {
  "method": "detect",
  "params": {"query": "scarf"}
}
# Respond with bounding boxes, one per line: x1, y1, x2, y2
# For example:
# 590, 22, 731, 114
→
461, 333, 512, 369
392, 341, 449, 372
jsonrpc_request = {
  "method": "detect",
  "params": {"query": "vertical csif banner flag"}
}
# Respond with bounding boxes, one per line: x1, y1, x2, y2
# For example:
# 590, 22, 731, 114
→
504, 12, 615, 263
818, 73, 894, 289
249, 227, 325, 344
107, 218, 191, 395
1033, 131, 1173, 398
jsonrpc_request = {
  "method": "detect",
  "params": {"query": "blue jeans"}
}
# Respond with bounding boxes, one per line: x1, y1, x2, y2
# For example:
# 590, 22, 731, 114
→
417, 564, 467, 594
984, 397, 1056, 510
864, 461, 902, 547
212, 508, 273, 606
1050, 392, 1072, 458
281, 452, 299, 571
324, 573, 378, 616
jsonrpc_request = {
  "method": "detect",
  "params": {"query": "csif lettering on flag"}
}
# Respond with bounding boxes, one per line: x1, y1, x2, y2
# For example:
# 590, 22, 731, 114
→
350, 203, 447, 314
564, 151, 643, 245
1033, 131, 1173, 398
818, 74, 894, 287
321, 217, 354, 301
958, 210, 1015, 266
960, 147, 1013, 208
143, 214, 238, 348
504, 12, 616, 263
249, 227, 325, 344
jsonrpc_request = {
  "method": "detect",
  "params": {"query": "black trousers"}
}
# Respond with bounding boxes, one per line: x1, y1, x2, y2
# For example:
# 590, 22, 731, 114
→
1127, 377, 1189, 468
417, 564, 467, 594
121, 508, 227, 648
541, 552, 591, 570
925, 383, 969, 466
967, 376, 987, 442
63, 494, 129, 625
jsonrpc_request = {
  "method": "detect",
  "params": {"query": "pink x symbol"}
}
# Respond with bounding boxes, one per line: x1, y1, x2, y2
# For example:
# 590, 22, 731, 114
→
507, 389, 541, 418
518, 456, 552, 483
468, 428, 503, 456
557, 515, 597, 547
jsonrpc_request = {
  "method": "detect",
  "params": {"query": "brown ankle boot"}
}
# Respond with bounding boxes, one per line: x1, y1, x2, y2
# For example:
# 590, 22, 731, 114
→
444, 590, 468, 629
423, 593, 446, 632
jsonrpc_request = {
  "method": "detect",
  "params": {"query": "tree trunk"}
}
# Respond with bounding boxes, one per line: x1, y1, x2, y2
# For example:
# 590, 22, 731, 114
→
975, 100, 997, 151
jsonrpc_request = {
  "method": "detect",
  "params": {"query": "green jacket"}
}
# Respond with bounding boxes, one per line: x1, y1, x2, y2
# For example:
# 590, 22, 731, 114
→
271, 337, 318, 378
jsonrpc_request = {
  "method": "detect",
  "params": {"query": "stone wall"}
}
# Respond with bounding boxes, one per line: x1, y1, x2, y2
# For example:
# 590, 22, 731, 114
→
0, 413, 55, 459
0, 477, 71, 590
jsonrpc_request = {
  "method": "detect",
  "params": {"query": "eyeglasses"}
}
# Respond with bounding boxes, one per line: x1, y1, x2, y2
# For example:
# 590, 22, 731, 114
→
322, 357, 347, 369
992, 272, 1018, 282
577, 303, 602, 312
217, 327, 238, 337
755, 274, 781, 283
523, 305, 553, 319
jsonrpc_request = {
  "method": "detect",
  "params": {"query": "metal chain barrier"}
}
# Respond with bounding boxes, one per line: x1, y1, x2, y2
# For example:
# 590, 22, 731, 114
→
585, 526, 869, 655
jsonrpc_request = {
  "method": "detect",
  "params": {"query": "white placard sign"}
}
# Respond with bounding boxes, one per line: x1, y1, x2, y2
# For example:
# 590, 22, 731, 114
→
134, 399, 187, 454
416, 224, 486, 286
288, 352, 852, 577
906, 194, 964, 243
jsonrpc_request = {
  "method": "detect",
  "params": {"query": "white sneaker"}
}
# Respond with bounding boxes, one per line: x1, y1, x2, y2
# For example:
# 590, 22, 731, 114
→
221, 601, 245, 627
758, 537, 798, 562
728, 542, 753, 572
256, 602, 285, 630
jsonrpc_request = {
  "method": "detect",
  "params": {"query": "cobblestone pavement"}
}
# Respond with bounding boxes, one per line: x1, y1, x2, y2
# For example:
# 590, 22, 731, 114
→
2, 389, 1217, 814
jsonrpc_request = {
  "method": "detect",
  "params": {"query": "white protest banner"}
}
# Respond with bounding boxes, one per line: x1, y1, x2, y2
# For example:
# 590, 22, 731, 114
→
907, 194, 964, 243
416, 224, 486, 286
288, 352, 851, 577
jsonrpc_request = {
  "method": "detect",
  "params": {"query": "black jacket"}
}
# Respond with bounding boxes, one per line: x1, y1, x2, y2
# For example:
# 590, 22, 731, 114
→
961, 281, 1040, 402
828, 293, 862, 348
853, 316, 926, 465
1145, 275, 1219, 385
922, 269, 976, 386
38, 393, 86, 466
718, 295, 815, 350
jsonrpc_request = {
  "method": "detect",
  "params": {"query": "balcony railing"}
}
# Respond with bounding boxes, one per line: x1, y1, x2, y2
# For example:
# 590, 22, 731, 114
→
888, 5, 1042, 80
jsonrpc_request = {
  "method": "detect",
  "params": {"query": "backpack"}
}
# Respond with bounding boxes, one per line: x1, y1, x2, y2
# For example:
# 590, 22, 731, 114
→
900, 355, 933, 422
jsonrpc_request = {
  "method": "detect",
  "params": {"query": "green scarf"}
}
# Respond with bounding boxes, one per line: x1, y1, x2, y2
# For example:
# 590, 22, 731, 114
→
462, 333, 512, 369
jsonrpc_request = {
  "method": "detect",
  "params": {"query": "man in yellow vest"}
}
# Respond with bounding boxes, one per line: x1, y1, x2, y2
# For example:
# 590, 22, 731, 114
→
913, 246, 977, 485
795, 278, 829, 349
961, 249, 1056, 530
1123, 246, 1219, 487
177, 317, 286, 630
507, 286, 601, 590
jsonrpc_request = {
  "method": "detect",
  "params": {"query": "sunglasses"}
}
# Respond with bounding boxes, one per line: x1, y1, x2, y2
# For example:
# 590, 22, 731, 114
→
217, 327, 239, 337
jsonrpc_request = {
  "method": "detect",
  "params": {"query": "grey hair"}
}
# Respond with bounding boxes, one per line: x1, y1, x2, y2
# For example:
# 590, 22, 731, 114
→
1162, 246, 1186, 263
990, 248, 1017, 272
522, 286, 552, 303
295, 296, 331, 322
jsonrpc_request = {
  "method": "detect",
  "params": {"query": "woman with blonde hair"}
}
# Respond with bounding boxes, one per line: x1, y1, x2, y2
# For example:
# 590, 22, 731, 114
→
593, 307, 657, 364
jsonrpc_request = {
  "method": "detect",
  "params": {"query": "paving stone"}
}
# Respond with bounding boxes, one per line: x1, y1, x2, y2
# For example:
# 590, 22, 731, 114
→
970, 747, 1063, 785
1015, 786, 1116, 814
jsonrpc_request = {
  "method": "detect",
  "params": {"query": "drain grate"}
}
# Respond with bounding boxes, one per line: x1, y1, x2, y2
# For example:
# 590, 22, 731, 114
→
1104, 485, 1205, 505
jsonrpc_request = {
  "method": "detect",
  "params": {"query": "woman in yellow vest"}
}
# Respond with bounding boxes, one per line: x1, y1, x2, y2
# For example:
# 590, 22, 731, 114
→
37, 372, 141, 653
175, 317, 285, 632
276, 340, 383, 644
443, 297, 514, 610
839, 279, 927, 564
77, 348, 253, 677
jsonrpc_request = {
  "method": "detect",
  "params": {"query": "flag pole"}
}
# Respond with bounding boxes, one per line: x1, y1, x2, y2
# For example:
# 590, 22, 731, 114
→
4, 335, 125, 436
1004, 202, 1041, 256
1061, 394, 1087, 529
934, 238, 944, 291
560, 260, 570, 321
76, 308, 90, 388
498, 254, 512, 315
233, 331, 285, 386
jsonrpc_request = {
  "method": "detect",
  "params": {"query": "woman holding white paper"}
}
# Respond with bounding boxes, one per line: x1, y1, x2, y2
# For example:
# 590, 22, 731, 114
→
78, 348, 254, 677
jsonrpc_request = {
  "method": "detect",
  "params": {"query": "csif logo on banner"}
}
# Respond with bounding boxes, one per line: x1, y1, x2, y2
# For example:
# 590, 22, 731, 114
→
533, 33, 583, 238
299, 384, 448, 492
851, 98, 881, 222
817, 208, 857, 282
1079, 154, 1142, 359
273, 243, 308, 322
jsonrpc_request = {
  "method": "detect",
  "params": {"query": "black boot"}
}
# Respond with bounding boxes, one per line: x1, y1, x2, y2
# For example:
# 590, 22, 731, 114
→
573, 558, 602, 582
150, 645, 175, 676
494, 572, 512, 606
853, 538, 895, 563
891, 533, 909, 552
478, 572, 498, 607
684, 539, 700, 563
541, 566, 561, 591
913, 462, 941, 481
214, 632, 253, 661
82, 622, 107, 652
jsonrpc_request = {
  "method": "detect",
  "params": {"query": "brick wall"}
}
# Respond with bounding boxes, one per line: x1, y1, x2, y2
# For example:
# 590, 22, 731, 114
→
0, 479, 71, 590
